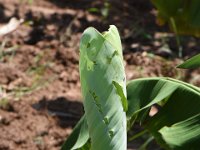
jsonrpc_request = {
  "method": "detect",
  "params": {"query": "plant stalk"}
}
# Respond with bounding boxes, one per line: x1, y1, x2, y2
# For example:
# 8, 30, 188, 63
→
128, 129, 148, 141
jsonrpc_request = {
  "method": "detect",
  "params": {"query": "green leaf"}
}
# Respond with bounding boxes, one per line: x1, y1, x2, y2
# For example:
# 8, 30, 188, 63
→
151, 0, 200, 37
159, 113, 200, 149
177, 53, 200, 69
112, 81, 128, 112
126, 77, 178, 120
188, 0, 200, 27
79, 25, 127, 150
151, 0, 182, 18
61, 115, 89, 150
127, 77, 200, 149
77, 140, 91, 150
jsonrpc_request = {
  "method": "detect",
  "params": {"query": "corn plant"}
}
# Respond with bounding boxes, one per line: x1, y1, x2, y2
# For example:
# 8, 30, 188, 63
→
62, 26, 200, 150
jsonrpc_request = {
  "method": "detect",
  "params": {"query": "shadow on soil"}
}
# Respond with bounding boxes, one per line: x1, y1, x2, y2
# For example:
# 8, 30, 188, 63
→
48, 0, 92, 9
32, 97, 84, 128
24, 10, 103, 45
0, 3, 7, 23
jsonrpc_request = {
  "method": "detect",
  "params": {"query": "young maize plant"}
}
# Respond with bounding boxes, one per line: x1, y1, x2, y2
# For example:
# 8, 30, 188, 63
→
62, 26, 200, 150
79, 25, 127, 150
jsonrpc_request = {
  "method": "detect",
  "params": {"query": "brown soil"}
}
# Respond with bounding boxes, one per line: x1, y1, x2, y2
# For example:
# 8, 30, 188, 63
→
0, 0, 199, 150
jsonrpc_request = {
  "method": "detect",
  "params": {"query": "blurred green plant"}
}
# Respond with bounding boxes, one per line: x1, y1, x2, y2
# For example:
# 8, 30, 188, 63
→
88, 0, 110, 19
62, 26, 200, 150
151, 0, 200, 37
0, 40, 17, 62
151, 0, 200, 57
0, 86, 9, 109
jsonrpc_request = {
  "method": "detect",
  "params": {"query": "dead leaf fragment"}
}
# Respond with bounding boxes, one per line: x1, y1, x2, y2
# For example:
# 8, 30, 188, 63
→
0, 17, 24, 36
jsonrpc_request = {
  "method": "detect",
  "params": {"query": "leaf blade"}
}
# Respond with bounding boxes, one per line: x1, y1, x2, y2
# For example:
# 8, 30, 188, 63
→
177, 53, 200, 69
127, 77, 200, 149
61, 115, 89, 150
